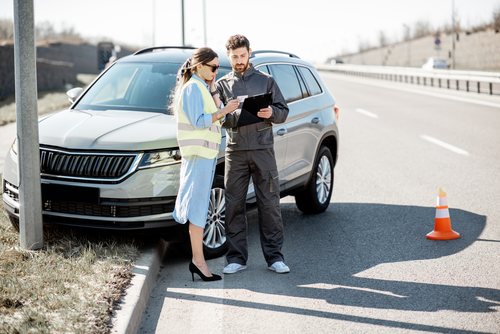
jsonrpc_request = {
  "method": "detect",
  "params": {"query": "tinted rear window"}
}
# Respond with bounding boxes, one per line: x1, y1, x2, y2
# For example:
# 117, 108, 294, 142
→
298, 66, 322, 96
269, 64, 303, 103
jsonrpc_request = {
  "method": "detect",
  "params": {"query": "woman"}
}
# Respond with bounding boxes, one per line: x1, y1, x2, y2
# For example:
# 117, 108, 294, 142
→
171, 47, 239, 281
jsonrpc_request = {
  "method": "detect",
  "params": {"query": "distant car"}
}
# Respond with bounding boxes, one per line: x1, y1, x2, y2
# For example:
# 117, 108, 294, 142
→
421, 57, 450, 70
330, 59, 344, 65
2, 47, 339, 258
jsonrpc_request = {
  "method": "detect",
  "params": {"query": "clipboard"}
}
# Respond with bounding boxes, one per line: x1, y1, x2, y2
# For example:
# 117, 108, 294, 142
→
236, 92, 272, 127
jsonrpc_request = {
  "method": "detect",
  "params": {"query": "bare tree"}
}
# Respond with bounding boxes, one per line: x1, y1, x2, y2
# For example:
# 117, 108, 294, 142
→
379, 31, 388, 47
0, 19, 14, 40
413, 20, 432, 39
358, 38, 371, 53
36, 21, 57, 40
494, 4, 500, 30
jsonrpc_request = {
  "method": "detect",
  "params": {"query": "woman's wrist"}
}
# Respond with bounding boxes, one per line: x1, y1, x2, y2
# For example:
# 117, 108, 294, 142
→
210, 90, 218, 96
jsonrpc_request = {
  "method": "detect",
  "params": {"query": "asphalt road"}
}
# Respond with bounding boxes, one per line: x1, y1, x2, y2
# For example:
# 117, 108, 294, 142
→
139, 72, 500, 333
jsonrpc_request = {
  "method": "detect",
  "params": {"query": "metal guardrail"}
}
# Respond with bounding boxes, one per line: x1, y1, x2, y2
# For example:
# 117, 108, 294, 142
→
316, 64, 500, 95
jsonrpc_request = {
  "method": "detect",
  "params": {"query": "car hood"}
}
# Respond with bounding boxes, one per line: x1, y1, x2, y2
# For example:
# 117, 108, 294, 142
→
39, 109, 179, 151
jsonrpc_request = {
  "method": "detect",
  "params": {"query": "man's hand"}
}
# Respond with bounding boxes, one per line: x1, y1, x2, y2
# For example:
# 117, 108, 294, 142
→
257, 107, 272, 119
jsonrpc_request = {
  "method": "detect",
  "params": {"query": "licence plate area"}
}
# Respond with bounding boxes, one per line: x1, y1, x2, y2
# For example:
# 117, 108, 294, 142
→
42, 183, 100, 204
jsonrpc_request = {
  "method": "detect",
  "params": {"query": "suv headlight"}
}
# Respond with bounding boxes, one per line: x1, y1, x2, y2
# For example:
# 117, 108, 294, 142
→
11, 138, 18, 155
137, 149, 182, 169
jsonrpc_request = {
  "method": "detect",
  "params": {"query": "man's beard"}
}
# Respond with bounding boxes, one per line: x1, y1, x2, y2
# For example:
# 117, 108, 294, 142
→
234, 59, 249, 74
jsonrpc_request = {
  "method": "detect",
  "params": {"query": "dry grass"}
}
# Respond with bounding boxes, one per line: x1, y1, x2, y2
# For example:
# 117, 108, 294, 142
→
0, 73, 97, 126
0, 182, 143, 334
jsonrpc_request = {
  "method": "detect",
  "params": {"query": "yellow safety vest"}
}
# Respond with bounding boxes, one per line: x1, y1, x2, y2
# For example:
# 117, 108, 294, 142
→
176, 78, 221, 159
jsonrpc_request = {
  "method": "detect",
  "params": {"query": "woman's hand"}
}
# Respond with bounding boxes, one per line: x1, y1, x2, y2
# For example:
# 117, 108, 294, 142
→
222, 99, 239, 116
212, 99, 239, 123
206, 78, 215, 91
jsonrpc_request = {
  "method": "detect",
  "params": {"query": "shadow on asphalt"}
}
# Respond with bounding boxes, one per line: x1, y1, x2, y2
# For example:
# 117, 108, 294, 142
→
150, 202, 497, 333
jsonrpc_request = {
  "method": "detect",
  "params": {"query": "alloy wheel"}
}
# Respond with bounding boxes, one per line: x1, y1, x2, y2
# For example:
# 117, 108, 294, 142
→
204, 187, 226, 249
315, 156, 332, 204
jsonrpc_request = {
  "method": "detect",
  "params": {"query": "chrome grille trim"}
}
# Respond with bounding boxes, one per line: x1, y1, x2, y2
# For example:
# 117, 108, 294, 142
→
39, 147, 143, 182
3, 180, 19, 202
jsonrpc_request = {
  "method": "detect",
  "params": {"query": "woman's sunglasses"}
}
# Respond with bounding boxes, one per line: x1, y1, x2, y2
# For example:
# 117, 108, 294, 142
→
203, 64, 220, 72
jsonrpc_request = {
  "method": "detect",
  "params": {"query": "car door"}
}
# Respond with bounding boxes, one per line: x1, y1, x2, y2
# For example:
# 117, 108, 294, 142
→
254, 64, 288, 183
268, 64, 324, 186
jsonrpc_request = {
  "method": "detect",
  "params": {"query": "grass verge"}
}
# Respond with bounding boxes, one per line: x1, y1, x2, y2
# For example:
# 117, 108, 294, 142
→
0, 73, 97, 126
0, 180, 143, 333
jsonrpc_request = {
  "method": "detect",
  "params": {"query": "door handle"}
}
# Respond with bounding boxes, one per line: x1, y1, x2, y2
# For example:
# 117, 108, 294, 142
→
311, 117, 320, 124
277, 128, 287, 136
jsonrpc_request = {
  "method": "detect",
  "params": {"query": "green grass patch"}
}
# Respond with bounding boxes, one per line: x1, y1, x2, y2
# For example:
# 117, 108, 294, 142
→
0, 196, 142, 334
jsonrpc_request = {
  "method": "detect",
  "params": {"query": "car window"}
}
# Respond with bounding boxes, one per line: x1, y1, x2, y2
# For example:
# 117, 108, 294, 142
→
75, 63, 232, 114
269, 64, 303, 103
256, 65, 270, 75
294, 66, 309, 99
297, 66, 322, 96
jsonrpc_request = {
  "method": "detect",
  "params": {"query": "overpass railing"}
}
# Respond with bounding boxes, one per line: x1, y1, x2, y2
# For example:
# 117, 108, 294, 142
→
316, 64, 500, 95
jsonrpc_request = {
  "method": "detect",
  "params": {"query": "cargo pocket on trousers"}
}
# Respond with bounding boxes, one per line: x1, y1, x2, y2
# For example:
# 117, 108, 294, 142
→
269, 170, 279, 193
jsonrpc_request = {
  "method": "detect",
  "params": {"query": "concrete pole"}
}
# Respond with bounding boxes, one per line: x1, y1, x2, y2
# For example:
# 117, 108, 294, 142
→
181, 0, 185, 46
203, 0, 207, 46
152, 0, 155, 46
13, 0, 44, 250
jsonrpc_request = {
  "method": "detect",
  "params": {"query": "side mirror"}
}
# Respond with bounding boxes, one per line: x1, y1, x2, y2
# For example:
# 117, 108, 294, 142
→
67, 87, 84, 104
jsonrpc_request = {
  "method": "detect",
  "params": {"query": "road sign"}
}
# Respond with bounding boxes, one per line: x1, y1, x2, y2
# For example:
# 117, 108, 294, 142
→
435, 37, 441, 46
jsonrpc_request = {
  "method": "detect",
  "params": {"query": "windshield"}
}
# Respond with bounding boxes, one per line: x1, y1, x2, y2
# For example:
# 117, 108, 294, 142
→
74, 62, 231, 114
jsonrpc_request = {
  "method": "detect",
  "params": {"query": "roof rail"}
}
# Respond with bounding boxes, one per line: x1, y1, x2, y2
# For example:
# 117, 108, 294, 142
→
251, 50, 300, 59
133, 46, 197, 55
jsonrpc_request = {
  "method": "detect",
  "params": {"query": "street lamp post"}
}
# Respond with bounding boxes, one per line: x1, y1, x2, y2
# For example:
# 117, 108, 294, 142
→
181, 0, 185, 46
152, 0, 155, 46
452, 0, 456, 69
403, 24, 411, 67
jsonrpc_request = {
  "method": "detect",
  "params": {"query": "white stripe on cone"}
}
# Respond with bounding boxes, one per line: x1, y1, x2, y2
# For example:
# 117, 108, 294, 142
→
437, 196, 448, 207
435, 208, 450, 219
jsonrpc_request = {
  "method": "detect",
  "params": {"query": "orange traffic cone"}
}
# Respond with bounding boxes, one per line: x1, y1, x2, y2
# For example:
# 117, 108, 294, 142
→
426, 187, 460, 240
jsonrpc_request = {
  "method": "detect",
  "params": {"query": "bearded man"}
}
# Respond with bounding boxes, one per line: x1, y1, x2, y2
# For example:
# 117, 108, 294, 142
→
215, 35, 290, 274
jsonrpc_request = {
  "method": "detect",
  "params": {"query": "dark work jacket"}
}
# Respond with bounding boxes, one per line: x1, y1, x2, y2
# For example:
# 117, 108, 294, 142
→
215, 65, 289, 151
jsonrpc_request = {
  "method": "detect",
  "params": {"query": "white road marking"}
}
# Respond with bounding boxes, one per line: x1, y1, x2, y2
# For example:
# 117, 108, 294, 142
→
355, 108, 379, 118
421, 135, 470, 155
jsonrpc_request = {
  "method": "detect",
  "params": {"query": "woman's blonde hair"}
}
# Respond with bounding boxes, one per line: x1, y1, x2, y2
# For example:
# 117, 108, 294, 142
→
170, 47, 218, 114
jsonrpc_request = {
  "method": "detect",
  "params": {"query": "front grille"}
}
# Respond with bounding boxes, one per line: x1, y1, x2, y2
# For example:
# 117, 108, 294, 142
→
42, 196, 175, 218
3, 180, 19, 202
40, 148, 139, 180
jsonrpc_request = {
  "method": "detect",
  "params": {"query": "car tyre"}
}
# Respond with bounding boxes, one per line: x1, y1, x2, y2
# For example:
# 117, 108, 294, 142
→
295, 146, 334, 214
8, 216, 20, 232
202, 174, 228, 259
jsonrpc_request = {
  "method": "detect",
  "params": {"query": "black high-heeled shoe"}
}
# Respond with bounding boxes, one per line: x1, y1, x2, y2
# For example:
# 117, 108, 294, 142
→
189, 262, 222, 282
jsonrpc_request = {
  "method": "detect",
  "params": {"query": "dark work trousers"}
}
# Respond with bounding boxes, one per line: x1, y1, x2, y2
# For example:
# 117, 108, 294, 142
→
224, 148, 284, 266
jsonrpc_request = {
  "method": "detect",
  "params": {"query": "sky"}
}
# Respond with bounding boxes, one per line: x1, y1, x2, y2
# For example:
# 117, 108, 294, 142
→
1, 0, 499, 64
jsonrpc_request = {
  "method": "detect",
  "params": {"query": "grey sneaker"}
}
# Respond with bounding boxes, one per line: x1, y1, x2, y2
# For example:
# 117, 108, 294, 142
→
268, 261, 290, 274
223, 263, 247, 274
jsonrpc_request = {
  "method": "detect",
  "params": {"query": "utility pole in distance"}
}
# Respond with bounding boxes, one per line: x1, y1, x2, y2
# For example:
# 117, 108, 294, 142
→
452, 0, 456, 69
13, 0, 43, 250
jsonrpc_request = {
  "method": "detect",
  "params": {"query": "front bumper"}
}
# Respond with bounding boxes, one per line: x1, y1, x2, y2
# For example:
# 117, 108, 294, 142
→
2, 149, 183, 231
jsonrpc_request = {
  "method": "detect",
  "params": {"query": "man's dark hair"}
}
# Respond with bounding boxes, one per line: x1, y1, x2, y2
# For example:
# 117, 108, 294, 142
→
225, 34, 250, 51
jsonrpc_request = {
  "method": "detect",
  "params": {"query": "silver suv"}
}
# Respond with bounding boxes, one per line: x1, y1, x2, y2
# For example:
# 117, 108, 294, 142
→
2, 47, 339, 258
